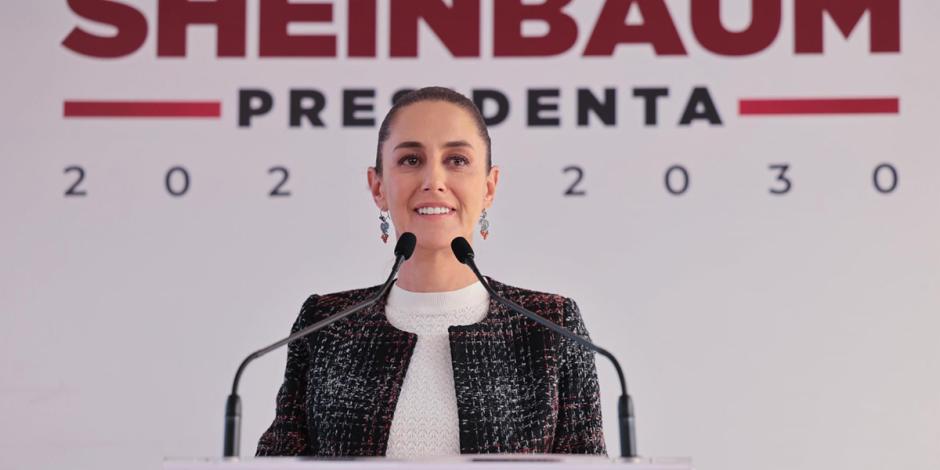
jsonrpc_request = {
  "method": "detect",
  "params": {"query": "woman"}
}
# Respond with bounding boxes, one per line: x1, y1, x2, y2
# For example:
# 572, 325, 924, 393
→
256, 87, 605, 457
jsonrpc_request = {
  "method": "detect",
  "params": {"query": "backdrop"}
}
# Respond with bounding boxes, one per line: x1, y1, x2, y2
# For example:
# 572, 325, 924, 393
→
2, 2, 938, 470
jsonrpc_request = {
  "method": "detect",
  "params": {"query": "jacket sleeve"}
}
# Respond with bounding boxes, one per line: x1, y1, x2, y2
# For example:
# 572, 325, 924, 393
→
255, 294, 320, 456
551, 297, 607, 455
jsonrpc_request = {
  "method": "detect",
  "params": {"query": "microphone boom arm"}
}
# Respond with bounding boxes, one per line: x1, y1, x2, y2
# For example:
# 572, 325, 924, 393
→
464, 259, 636, 459
229, 258, 402, 397
224, 248, 410, 458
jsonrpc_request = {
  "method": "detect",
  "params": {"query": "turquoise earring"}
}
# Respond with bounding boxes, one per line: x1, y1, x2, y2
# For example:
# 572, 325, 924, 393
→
479, 209, 490, 240
379, 211, 390, 244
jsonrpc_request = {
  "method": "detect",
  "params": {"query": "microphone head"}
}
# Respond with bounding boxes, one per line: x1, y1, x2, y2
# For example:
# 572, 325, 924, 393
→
395, 232, 417, 260
450, 237, 474, 264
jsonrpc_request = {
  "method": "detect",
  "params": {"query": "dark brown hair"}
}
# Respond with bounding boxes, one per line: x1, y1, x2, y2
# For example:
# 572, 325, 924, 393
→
375, 87, 492, 175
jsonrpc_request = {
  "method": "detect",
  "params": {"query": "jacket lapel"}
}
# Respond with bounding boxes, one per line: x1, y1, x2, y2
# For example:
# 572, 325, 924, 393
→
308, 286, 417, 456
448, 278, 561, 453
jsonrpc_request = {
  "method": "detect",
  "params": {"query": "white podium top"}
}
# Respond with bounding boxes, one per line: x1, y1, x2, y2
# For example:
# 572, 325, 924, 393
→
164, 454, 691, 470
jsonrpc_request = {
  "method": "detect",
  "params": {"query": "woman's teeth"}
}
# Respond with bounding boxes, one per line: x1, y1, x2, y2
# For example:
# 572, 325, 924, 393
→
416, 207, 452, 215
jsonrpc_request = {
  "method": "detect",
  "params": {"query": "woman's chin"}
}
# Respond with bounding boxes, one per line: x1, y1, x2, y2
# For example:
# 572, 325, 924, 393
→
409, 231, 468, 254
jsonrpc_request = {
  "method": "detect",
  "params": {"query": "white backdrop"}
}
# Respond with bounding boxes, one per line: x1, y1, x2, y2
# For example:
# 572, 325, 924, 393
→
1, 2, 938, 470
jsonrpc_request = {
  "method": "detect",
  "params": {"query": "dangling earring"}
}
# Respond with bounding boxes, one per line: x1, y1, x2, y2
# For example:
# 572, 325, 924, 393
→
479, 209, 490, 240
379, 210, 390, 244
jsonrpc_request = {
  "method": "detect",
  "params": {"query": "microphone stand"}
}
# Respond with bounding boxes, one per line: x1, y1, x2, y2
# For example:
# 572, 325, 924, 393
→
453, 238, 636, 458
223, 234, 415, 457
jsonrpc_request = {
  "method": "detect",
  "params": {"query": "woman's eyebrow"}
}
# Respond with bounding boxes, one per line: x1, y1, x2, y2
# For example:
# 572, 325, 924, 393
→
443, 140, 473, 149
393, 141, 424, 150
393, 140, 473, 150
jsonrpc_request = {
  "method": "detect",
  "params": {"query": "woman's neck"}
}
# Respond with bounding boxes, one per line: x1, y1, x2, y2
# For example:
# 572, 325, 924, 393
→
395, 246, 479, 293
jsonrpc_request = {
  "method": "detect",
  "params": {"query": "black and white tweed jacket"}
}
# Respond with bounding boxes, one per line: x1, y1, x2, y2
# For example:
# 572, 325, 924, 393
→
256, 277, 606, 456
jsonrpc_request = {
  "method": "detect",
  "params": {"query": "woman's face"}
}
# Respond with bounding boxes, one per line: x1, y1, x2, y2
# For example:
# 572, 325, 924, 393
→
368, 101, 499, 252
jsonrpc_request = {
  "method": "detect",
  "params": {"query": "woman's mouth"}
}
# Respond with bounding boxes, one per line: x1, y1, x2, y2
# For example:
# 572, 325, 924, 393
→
415, 206, 454, 216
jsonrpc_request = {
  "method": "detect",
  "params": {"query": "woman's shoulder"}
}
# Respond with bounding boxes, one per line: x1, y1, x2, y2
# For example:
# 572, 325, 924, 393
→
487, 277, 581, 327
290, 284, 384, 331
489, 277, 570, 303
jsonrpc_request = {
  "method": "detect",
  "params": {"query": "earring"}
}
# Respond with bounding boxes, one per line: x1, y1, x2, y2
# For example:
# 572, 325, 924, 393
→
479, 209, 490, 240
379, 210, 390, 244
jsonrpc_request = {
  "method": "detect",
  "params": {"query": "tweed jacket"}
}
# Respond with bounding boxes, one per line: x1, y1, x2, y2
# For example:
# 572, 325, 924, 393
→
256, 277, 606, 456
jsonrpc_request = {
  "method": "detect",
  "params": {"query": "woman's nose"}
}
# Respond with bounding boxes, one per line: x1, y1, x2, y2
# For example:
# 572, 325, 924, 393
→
422, 163, 446, 192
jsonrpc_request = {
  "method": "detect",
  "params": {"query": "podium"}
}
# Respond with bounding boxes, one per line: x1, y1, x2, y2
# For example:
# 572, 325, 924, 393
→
165, 455, 692, 470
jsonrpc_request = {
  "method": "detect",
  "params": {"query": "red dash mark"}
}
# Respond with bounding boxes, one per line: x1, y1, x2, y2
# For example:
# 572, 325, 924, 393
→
739, 98, 899, 116
64, 101, 221, 118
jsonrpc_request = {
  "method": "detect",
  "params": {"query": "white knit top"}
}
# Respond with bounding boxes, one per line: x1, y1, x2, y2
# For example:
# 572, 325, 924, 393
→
383, 280, 490, 458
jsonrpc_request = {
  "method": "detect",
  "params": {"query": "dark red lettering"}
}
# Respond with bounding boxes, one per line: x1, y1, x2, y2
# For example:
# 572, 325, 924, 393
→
62, 0, 147, 58
584, 0, 686, 56
795, 0, 900, 53
390, 0, 480, 57
494, 0, 577, 56
259, 0, 335, 57
348, 0, 377, 57
157, 0, 246, 57
692, 0, 781, 56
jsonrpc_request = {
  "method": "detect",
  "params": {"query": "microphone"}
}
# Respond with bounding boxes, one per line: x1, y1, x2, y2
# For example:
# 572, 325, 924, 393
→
223, 232, 417, 458
450, 237, 636, 458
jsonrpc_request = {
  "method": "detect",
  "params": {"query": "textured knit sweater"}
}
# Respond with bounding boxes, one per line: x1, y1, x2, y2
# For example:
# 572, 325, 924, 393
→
256, 277, 606, 456
384, 281, 489, 458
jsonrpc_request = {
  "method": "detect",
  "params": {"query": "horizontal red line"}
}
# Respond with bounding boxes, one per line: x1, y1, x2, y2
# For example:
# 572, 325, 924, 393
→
739, 98, 898, 116
64, 100, 221, 118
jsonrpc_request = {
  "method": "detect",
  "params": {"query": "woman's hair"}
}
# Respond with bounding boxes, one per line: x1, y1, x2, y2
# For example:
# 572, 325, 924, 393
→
375, 86, 492, 175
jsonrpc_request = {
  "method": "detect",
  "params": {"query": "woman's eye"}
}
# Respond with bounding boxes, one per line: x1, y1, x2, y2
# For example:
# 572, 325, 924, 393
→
399, 155, 420, 166
448, 155, 470, 166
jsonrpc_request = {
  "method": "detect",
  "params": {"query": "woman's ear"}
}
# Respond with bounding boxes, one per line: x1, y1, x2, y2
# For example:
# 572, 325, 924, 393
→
367, 167, 387, 210
484, 165, 500, 208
